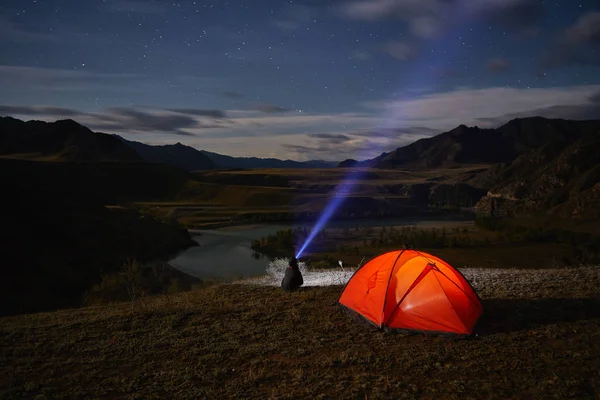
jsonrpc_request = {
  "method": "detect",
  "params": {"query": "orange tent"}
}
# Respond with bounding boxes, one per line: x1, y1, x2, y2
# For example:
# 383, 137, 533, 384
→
339, 250, 483, 335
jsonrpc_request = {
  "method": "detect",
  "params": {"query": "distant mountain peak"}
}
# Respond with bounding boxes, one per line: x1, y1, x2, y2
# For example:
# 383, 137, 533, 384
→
0, 117, 141, 162
349, 116, 600, 170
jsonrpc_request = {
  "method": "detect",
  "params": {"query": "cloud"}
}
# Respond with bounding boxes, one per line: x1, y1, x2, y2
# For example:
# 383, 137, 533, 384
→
339, 0, 446, 38
0, 65, 136, 81
308, 133, 354, 143
481, 0, 543, 29
280, 129, 426, 160
589, 90, 600, 104
351, 50, 372, 61
273, 20, 301, 30
410, 15, 441, 39
251, 103, 291, 114
382, 41, 417, 61
100, 0, 167, 14
0, 65, 222, 98
475, 90, 600, 125
564, 11, 600, 45
0, 105, 83, 117
541, 11, 600, 70
363, 85, 600, 130
281, 135, 364, 158
338, 0, 544, 39
6, 83, 598, 161
273, 4, 316, 31
351, 126, 439, 138
0, 65, 144, 95
166, 109, 227, 118
431, 66, 460, 79
486, 57, 511, 73
97, 108, 205, 135
0, 16, 61, 43
221, 91, 245, 99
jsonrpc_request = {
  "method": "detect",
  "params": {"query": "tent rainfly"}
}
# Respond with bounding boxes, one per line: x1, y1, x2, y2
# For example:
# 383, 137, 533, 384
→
339, 250, 483, 335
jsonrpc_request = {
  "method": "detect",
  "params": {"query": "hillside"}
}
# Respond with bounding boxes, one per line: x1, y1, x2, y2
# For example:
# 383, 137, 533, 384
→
1, 267, 599, 399
352, 117, 598, 170
474, 119, 600, 218
0, 158, 202, 316
0, 117, 141, 162
344, 117, 600, 218
117, 137, 217, 171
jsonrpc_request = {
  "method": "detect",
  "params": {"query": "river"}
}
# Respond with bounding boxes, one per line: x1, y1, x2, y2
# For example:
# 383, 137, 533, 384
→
168, 216, 474, 280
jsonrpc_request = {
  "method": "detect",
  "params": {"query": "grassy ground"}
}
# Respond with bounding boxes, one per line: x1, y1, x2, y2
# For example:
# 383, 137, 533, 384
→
2, 267, 599, 399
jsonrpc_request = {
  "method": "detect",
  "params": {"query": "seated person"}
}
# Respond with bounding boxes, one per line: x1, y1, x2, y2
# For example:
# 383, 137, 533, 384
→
281, 257, 304, 292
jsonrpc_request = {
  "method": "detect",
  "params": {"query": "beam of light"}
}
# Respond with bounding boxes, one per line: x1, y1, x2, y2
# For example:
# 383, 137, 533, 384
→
295, 6, 474, 259
295, 171, 360, 258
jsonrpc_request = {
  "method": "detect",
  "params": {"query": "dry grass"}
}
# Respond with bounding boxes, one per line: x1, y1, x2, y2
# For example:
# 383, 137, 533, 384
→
2, 267, 599, 399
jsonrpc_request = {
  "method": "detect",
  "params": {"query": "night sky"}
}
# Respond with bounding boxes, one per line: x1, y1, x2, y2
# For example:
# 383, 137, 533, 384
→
1, 0, 599, 161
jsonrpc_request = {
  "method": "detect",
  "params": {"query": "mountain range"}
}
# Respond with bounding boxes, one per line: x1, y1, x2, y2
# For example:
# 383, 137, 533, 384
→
1, 114, 600, 218
335, 117, 600, 218
0, 116, 336, 169
0, 117, 141, 162
342, 117, 599, 169
116, 136, 337, 170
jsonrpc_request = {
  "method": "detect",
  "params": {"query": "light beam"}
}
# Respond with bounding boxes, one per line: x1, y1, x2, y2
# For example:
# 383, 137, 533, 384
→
295, 6, 472, 259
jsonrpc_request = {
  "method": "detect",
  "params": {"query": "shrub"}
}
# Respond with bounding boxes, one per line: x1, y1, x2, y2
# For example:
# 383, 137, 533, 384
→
85, 259, 197, 305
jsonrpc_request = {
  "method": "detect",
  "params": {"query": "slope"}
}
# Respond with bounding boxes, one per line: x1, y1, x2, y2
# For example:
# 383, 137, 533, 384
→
474, 119, 600, 218
0, 117, 141, 162
118, 137, 217, 171
1, 269, 599, 399
0, 158, 198, 316
360, 116, 598, 170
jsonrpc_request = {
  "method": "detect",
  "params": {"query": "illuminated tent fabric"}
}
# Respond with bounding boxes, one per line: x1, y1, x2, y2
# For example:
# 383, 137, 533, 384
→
339, 250, 483, 335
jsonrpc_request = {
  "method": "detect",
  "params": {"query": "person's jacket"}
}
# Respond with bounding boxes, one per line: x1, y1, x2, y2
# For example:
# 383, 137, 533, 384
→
281, 264, 303, 292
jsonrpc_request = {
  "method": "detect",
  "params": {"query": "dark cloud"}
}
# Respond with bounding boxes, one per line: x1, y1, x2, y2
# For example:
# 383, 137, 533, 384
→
100, 0, 167, 14
280, 144, 319, 153
589, 91, 600, 104
0, 105, 83, 117
0, 16, 61, 43
251, 103, 291, 113
565, 11, 600, 45
351, 127, 438, 138
281, 125, 436, 158
486, 57, 510, 73
476, 102, 600, 127
308, 133, 353, 143
382, 41, 417, 61
352, 50, 372, 61
483, 0, 544, 29
102, 108, 200, 135
280, 141, 365, 157
541, 12, 600, 71
221, 91, 245, 99
166, 108, 227, 118
541, 46, 600, 70
273, 3, 316, 31
0, 104, 231, 136
339, 0, 543, 39
433, 66, 460, 79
